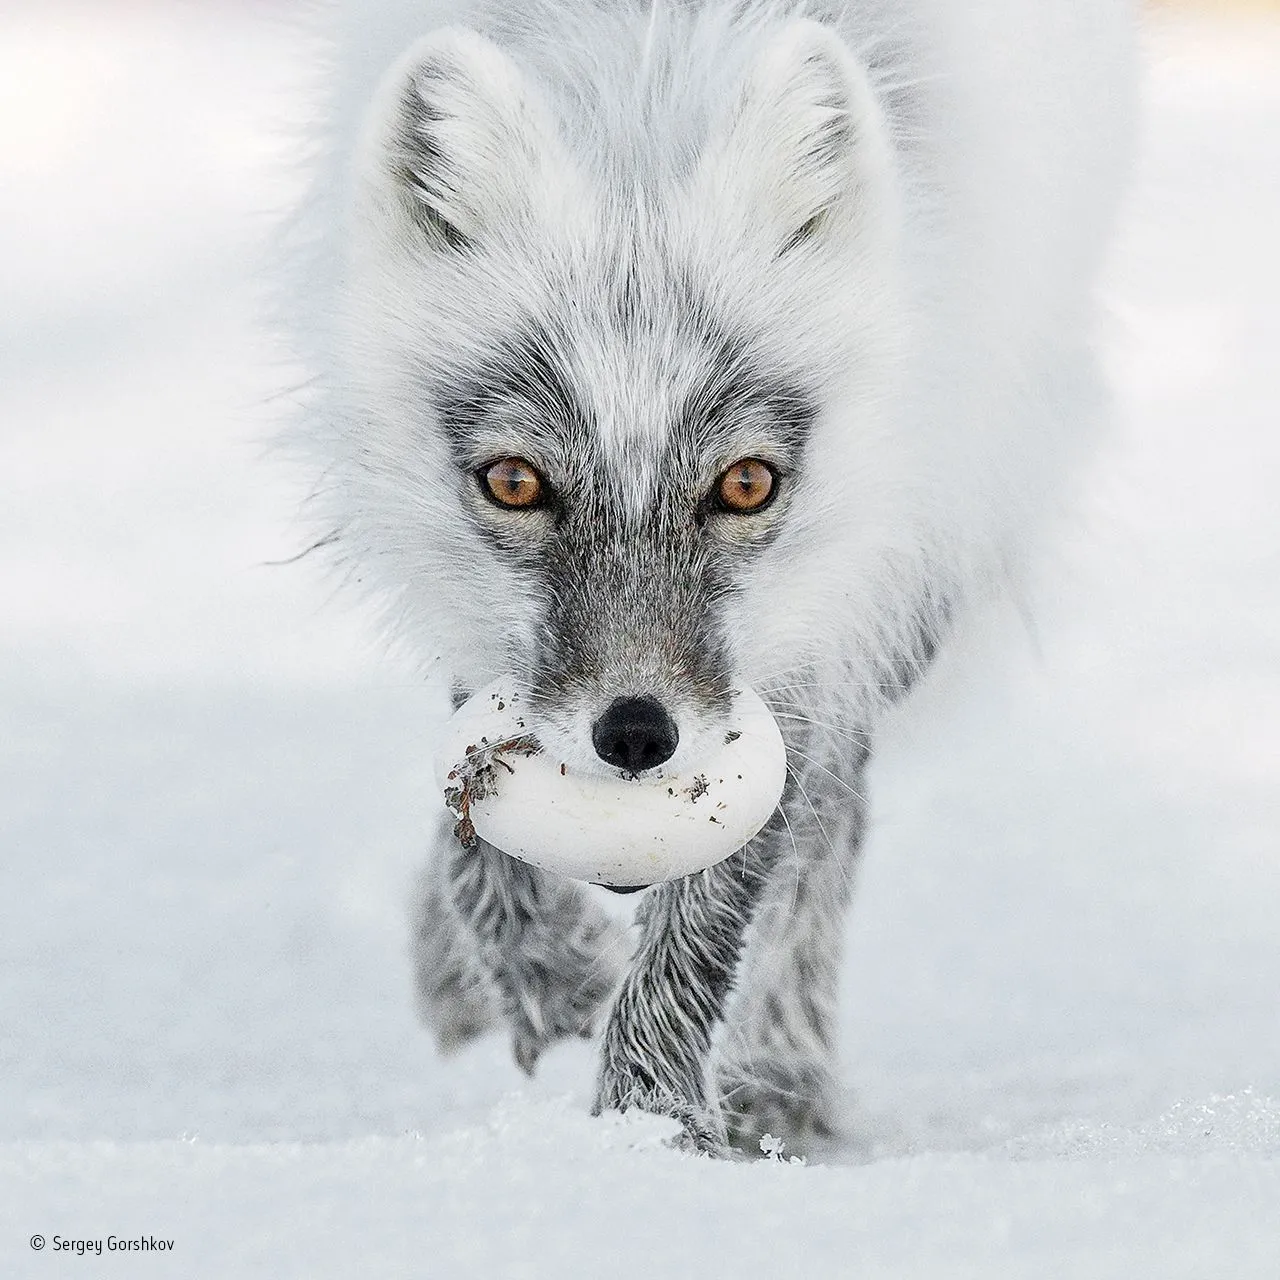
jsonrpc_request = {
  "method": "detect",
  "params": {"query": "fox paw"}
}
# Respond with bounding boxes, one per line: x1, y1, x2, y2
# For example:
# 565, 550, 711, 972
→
594, 1022, 730, 1157
593, 1075, 730, 1158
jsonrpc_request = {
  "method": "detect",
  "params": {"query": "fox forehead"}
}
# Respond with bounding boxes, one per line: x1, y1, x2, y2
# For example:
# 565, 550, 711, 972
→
431, 255, 818, 513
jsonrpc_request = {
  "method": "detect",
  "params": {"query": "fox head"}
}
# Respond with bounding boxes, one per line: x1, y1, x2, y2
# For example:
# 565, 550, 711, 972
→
331, 16, 909, 777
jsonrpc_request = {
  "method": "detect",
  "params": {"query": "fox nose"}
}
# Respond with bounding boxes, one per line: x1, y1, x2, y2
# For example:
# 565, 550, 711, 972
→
592, 697, 679, 772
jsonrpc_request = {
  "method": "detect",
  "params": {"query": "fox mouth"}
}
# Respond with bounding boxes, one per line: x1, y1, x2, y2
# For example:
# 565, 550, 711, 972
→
436, 679, 787, 887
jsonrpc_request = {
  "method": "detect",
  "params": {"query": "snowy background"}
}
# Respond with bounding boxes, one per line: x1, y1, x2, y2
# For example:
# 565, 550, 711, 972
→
2, 2, 1278, 1276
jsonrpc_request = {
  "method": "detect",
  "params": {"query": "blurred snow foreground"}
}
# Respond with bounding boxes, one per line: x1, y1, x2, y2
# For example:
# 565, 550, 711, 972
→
1, 3, 1279, 1277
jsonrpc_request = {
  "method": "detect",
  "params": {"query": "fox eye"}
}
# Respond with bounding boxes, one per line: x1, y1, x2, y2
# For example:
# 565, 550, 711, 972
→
480, 457, 545, 509
715, 459, 776, 514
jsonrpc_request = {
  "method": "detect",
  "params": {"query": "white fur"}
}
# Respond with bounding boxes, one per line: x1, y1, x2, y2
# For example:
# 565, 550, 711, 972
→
285, 0, 1135, 739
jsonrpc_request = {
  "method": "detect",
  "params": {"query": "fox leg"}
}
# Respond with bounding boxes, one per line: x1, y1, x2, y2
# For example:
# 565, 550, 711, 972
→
591, 815, 782, 1154
716, 750, 868, 1156
413, 817, 628, 1073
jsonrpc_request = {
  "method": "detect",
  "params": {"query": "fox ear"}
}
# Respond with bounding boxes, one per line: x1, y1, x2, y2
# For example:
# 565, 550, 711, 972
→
702, 21, 896, 254
357, 29, 570, 251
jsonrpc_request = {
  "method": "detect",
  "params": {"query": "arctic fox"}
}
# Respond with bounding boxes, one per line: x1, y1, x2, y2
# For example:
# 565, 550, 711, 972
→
289, 0, 1134, 1154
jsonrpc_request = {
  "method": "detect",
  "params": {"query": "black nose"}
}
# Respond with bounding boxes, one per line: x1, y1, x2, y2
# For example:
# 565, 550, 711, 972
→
591, 696, 679, 772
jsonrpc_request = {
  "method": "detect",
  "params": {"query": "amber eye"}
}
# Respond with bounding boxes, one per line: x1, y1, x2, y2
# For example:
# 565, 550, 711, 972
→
481, 457, 545, 509
715, 459, 776, 513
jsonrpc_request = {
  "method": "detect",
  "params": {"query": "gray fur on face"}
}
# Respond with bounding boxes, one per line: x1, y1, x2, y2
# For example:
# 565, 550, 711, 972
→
436, 274, 817, 769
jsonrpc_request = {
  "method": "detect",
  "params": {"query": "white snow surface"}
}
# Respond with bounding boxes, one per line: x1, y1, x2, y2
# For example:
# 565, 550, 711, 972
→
2, 3, 1278, 1276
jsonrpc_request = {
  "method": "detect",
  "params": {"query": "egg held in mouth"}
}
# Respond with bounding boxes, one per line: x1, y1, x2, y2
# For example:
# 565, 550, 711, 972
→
434, 681, 787, 887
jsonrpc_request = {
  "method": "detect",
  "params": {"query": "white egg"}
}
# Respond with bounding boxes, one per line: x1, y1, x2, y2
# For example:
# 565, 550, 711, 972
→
434, 681, 787, 886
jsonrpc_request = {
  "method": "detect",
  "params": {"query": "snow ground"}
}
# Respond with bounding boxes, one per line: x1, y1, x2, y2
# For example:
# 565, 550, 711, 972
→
1, 4, 1278, 1277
